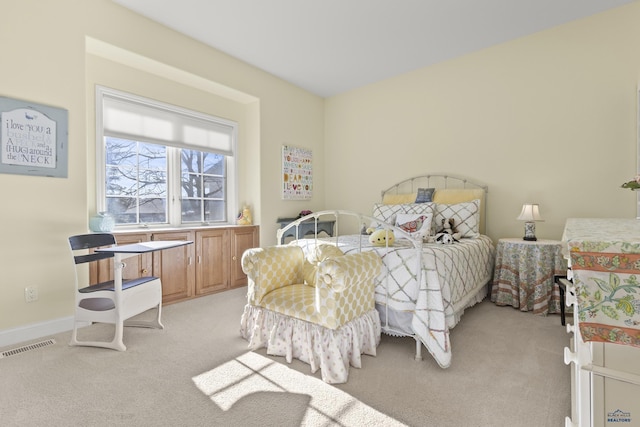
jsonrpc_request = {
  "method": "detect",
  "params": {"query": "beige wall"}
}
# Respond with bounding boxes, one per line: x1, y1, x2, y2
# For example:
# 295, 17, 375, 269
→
3, 0, 640, 343
325, 2, 640, 242
0, 0, 324, 336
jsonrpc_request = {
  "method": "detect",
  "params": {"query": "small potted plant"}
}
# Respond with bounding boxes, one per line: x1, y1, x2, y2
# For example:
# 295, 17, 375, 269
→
621, 176, 640, 190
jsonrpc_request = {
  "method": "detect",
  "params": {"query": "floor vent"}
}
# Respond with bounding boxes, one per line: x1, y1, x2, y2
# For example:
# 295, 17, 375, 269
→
0, 339, 56, 359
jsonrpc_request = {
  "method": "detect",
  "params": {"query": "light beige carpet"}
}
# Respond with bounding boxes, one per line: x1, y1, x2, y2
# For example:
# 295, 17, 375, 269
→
0, 287, 570, 426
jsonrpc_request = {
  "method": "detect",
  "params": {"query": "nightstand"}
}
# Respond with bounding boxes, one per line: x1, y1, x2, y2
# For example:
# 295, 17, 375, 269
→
491, 238, 567, 315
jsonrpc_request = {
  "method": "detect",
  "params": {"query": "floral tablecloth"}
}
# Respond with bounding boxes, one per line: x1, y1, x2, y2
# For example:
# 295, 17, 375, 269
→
563, 218, 640, 347
491, 238, 566, 315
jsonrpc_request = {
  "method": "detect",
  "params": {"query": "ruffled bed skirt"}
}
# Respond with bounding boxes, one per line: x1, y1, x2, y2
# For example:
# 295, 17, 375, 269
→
240, 304, 381, 384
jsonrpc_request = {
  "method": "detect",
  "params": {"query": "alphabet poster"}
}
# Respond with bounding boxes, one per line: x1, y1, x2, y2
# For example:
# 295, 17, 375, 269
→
282, 145, 312, 200
0, 96, 68, 178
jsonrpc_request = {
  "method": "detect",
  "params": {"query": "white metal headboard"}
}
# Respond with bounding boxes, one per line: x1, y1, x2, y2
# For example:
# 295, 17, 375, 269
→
381, 173, 488, 235
381, 173, 488, 198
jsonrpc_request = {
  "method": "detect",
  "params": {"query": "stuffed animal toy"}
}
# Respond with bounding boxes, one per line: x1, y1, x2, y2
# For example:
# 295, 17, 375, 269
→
368, 228, 395, 247
434, 218, 461, 244
365, 220, 386, 235
236, 206, 252, 225
365, 226, 378, 235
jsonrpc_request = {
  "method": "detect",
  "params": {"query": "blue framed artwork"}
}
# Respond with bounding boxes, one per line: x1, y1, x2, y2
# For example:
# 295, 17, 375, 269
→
0, 96, 68, 178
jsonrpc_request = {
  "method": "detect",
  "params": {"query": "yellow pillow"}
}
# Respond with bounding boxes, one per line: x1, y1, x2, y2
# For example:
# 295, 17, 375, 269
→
382, 193, 417, 205
303, 244, 344, 286
314, 244, 344, 261
432, 188, 484, 204
303, 260, 318, 287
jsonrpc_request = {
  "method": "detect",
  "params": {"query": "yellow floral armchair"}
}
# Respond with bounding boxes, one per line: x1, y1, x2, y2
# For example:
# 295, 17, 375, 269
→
240, 244, 382, 383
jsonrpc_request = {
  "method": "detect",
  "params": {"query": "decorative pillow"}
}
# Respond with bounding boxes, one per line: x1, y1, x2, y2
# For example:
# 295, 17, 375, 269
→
303, 244, 344, 286
313, 244, 344, 262
382, 193, 417, 205
372, 203, 434, 226
401, 203, 435, 216
372, 203, 403, 224
432, 188, 484, 204
415, 188, 435, 203
302, 260, 317, 286
433, 199, 480, 238
395, 212, 433, 240
433, 189, 485, 235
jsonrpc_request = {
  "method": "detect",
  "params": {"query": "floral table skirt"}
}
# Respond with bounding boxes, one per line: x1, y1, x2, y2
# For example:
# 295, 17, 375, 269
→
570, 250, 640, 347
491, 238, 567, 315
564, 218, 640, 347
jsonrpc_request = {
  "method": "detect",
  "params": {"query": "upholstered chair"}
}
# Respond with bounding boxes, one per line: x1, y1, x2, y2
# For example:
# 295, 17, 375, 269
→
240, 244, 382, 383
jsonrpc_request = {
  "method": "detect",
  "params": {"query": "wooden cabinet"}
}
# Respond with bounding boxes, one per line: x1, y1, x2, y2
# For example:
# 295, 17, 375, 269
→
92, 225, 259, 304
195, 228, 229, 295
152, 230, 196, 304
195, 225, 259, 295
230, 225, 259, 289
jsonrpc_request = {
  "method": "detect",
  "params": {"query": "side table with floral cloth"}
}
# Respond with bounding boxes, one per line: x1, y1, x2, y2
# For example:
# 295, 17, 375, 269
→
563, 218, 640, 346
491, 238, 567, 315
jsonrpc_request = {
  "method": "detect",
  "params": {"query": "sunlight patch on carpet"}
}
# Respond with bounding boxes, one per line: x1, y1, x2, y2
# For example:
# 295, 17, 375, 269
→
192, 352, 406, 426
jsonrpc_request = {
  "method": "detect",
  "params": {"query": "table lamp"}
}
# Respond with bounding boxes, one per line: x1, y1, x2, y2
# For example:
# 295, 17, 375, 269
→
517, 203, 543, 241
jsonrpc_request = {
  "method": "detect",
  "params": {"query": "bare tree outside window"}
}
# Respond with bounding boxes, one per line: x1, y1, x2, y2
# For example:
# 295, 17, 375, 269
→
105, 138, 167, 224
98, 87, 235, 227
104, 137, 226, 225
181, 149, 226, 223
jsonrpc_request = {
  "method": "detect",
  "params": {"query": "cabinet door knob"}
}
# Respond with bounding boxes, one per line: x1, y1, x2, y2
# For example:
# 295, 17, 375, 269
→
142, 269, 148, 274
232, 255, 237, 261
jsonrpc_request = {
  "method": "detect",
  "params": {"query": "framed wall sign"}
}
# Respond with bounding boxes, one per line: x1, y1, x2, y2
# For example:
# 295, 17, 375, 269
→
0, 96, 68, 178
282, 144, 312, 200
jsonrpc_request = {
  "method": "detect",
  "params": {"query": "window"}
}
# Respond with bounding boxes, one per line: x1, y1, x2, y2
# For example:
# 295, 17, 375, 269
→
96, 86, 237, 227
105, 138, 168, 224
180, 149, 226, 223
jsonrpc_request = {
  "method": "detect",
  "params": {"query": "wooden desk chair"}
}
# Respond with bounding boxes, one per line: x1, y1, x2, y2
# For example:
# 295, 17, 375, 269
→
68, 233, 163, 351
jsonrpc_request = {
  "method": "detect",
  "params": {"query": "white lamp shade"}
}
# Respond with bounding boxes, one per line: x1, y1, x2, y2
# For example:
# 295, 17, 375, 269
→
517, 204, 544, 222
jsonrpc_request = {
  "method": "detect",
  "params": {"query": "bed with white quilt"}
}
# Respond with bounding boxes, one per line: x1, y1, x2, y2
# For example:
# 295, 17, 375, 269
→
277, 174, 495, 368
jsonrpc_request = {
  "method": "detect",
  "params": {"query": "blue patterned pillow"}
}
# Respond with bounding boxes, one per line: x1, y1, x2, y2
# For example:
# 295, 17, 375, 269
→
415, 187, 435, 203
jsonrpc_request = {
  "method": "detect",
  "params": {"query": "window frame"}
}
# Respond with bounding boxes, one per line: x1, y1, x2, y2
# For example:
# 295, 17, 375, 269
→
95, 86, 238, 229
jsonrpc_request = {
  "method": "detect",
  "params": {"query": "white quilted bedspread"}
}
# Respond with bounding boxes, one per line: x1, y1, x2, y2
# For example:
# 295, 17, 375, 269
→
292, 235, 495, 368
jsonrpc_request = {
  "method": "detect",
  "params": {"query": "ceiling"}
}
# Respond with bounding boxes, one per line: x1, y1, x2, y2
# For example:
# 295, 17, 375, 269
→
112, 0, 635, 97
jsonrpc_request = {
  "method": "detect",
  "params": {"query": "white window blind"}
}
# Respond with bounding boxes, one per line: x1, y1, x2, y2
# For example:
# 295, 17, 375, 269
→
102, 92, 235, 156
95, 86, 238, 227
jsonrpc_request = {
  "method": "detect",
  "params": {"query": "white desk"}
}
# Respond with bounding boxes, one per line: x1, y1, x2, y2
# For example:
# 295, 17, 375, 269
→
96, 240, 193, 289
81, 240, 194, 351
96, 240, 193, 255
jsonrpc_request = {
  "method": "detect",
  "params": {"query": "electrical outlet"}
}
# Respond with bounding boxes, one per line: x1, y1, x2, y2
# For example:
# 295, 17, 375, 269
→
25, 286, 38, 303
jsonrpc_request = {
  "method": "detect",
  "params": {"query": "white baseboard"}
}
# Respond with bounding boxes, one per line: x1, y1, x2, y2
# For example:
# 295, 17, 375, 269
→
0, 317, 75, 348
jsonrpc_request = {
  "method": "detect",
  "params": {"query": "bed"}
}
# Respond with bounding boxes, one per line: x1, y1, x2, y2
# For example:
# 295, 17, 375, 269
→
277, 174, 496, 368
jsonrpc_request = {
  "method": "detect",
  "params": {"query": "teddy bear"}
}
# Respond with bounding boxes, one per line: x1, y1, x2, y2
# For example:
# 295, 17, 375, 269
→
236, 206, 252, 225
368, 228, 395, 247
433, 218, 461, 244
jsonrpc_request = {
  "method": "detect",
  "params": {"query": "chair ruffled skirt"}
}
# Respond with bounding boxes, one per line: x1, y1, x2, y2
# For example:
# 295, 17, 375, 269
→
240, 305, 381, 384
